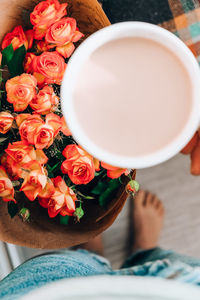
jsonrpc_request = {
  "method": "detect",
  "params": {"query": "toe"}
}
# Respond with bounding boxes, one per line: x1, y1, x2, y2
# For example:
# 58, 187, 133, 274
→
145, 191, 154, 206
158, 202, 165, 215
156, 198, 162, 208
152, 196, 161, 209
154, 198, 165, 216
134, 190, 146, 207
151, 195, 157, 204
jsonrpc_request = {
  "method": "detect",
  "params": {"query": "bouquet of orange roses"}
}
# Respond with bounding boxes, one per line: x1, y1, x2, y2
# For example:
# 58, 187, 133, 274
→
0, 0, 138, 224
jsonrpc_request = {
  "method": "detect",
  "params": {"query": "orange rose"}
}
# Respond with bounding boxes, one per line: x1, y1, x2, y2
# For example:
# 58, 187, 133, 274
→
2, 26, 31, 51
5, 141, 48, 177
36, 40, 51, 52
46, 113, 62, 136
55, 42, 75, 59
61, 116, 71, 136
45, 18, 84, 58
1, 154, 18, 179
0, 112, 14, 134
20, 161, 48, 201
33, 113, 61, 149
38, 179, 55, 199
16, 113, 61, 149
25, 29, 34, 49
30, 0, 67, 40
34, 124, 55, 149
34, 149, 49, 165
1, 153, 13, 179
24, 53, 36, 73
32, 52, 66, 86
30, 86, 59, 114
6, 74, 37, 112
0, 166, 15, 203
39, 176, 76, 218
0, 52, 2, 65
93, 158, 100, 171
16, 114, 44, 144
101, 162, 129, 179
6, 141, 37, 165
61, 144, 95, 185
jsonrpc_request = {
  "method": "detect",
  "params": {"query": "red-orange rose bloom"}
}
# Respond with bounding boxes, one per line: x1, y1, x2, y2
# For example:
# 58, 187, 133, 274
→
20, 161, 48, 201
45, 18, 84, 58
24, 53, 36, 73
32, 51, 67, 86
61, 145, 95, 185
6, 74, 37, 112
2, 26, 33, 51
33, 113, 61, 149
30, 0, 67, 40
5, 141, 36, 176
16, 113, 61, 149
101, 162, 129, 179
25, 29, 34, 49
61, 116, 71, 136
34, 124, 56, 149
5, 141, 48, 177
0, 112, 14, 134
36, 40, 51, 52
39, 176, 76, 218
16, 114, 44, 144
1, 154, 16, 179
30, 86, 59, 114
0, 166, 15, 203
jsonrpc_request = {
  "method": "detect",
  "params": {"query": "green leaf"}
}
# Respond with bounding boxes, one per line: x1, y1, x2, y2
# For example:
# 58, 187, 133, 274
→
46, 164, 54, 178
2, 44, 14, 66
8, 201, 18, 218
9, 45, 26, 77
91, 181, 108, 195
99, 179, 121, 207
51, 162, 61, 172
60, 215, 70, 225
108, 179, 121, 188
99, 188, 113, 207
2, 44, 26, 77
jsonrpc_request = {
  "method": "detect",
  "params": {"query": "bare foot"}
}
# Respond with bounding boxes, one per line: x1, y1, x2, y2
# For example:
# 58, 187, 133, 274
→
76, 235, 104, 256
132, 190, 165, 251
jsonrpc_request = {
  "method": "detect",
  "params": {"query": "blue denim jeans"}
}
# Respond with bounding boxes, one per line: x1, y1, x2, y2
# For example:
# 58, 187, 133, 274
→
1, 247, 200, 299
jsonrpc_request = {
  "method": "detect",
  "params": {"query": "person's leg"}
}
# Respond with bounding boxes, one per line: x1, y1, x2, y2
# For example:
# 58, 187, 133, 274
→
116, 191, 200, 285
122, 191, 200, 268
0, 248, 112, 300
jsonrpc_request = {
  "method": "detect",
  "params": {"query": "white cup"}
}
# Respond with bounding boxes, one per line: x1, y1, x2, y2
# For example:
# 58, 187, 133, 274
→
61, 22, 200, 169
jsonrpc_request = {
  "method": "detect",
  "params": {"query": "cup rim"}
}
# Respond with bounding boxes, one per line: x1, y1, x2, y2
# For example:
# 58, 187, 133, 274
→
61, 21, 200, 169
